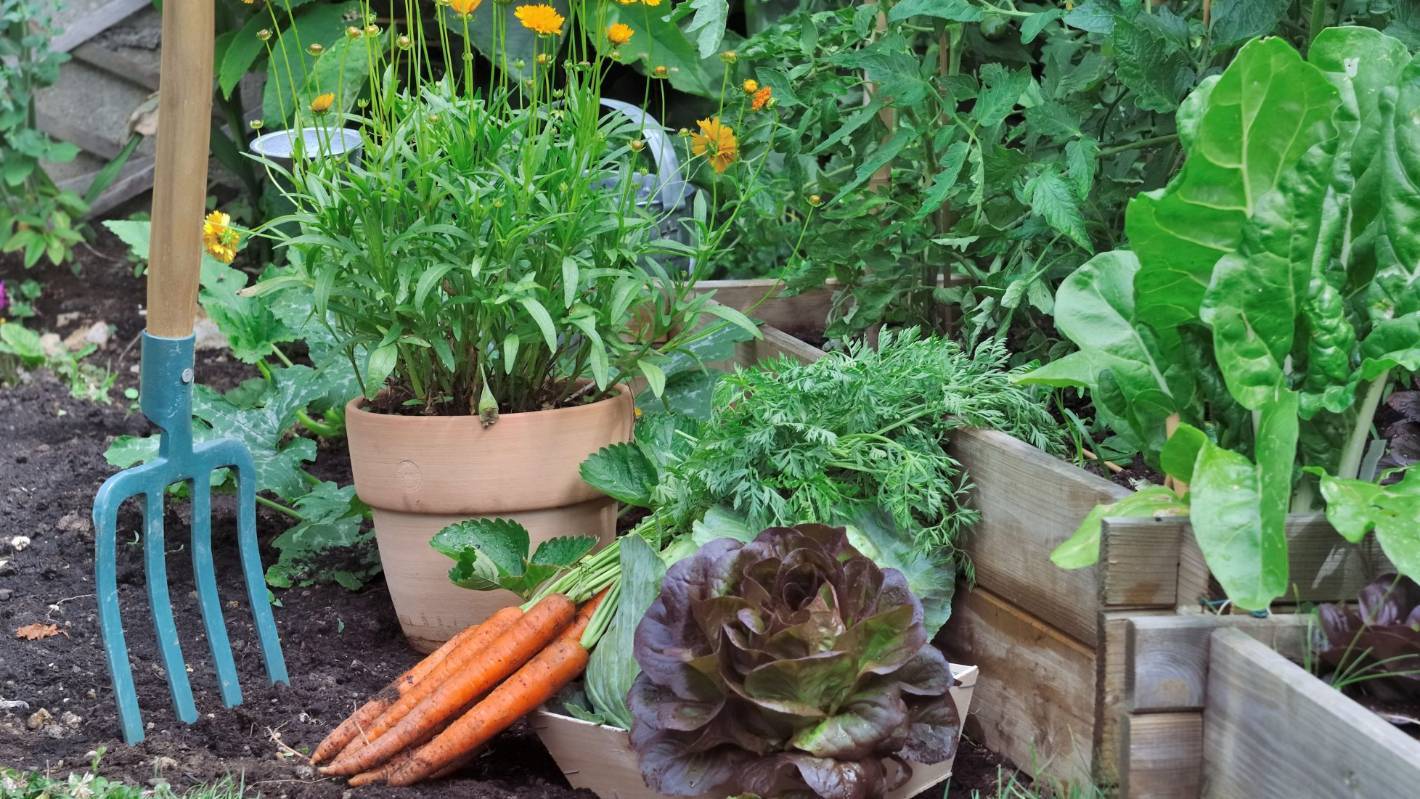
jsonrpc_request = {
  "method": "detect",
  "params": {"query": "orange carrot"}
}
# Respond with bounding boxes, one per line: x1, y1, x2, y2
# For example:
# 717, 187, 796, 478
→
326, 605, 522, 761
322, 595, 576, 776
386, 593, 606, 786
311, 620, 485, 764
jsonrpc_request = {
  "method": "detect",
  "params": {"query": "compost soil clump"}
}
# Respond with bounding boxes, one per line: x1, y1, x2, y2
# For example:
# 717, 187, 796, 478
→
2, 238, 1020, 797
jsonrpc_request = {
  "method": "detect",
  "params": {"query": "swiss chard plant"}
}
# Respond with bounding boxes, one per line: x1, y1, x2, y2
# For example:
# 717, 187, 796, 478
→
1025, 29, 1420, 610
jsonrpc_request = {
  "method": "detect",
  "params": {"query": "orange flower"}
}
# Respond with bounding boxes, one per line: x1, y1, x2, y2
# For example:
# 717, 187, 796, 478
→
449, 0, 482, 16
690, 117, 737, 174
607, 22, 634, 46
309, 92, 335, 114
202, 211, 240, 264
514, 3, 564, 35
751, 85, 772, 111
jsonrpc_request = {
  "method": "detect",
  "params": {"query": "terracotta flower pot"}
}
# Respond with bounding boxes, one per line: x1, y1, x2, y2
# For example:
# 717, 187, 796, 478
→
345, 387, 634, 651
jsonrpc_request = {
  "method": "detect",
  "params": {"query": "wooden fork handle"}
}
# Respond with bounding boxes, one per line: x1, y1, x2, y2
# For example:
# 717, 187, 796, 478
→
146, 0, 215, 338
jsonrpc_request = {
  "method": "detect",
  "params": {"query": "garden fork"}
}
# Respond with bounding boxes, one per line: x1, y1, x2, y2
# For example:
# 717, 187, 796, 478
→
92, 0, 287, 744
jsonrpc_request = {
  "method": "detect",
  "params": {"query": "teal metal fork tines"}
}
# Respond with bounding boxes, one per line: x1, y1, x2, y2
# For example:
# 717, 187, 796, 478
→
92, 0, 285, 745
93, 334, 289, 744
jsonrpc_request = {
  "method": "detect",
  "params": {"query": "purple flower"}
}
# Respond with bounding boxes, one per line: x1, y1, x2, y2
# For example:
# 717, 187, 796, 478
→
0, 280, 8, 314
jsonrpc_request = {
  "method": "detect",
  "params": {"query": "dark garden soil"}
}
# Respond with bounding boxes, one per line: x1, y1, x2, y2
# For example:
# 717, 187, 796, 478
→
1, 233, 1027, 797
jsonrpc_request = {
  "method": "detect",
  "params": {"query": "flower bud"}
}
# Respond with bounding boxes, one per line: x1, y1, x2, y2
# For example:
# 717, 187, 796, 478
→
630, 139, 646, 152
720, 50, 737, 64
256, 28, 272, 41
307, 42, 324, 55
346, 26, 363, 39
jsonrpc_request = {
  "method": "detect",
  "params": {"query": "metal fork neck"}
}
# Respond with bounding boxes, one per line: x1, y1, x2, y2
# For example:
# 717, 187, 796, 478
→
140, 332, 196, 458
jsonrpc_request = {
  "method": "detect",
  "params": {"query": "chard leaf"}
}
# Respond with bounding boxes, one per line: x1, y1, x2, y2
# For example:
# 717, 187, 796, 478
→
1160, 423, 1208, 484
586, 536, 668, 729
1201, 133, 1338, 410
1021, 251, 1175, 453
845, 509, 955, 637
1189, 391, 1298, 611
1313, 468, 1420, 582
1128, 38, 1339, 331
1049, 486, 1189, 569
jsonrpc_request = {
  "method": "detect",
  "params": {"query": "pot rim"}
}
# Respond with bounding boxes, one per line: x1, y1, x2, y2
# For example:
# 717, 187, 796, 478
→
344, 382, 633, 423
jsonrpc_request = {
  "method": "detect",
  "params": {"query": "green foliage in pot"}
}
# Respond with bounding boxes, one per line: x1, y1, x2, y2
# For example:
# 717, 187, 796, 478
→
1024, 29, 1420, 610
254, 0, 772, 416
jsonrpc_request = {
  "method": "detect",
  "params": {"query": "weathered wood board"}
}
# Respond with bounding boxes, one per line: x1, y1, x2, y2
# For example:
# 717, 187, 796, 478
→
941, 588, 1097, 786
1203, 629, 1420, 799
950, 430, 1130, 647
1125, 614, 1310, 713
1119, 713, 1203, 799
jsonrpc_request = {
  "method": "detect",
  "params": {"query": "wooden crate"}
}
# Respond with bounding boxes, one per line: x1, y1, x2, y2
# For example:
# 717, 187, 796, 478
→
1117, 619, 1420, 798
703, 297, 1384, 791
533, 666, 978, 799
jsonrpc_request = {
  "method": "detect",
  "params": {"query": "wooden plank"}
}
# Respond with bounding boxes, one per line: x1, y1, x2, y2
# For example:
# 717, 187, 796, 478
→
1280, 512, 1382, 601
1119, 713, 1203, 799
1203, 629, 1420, 799
950, 429, 1131, 647
695, 280, 835, 333
1095, 611, 1171, 785
1100, 517, 1187, 608
52, 0, 149, 53
734, 325, 825, 366
941, 588, 1097, 787
1126, 614, 1309, 713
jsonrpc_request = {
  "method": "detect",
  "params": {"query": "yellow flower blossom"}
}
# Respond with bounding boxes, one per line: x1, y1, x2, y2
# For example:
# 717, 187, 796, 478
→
449, 0, 482, 16
514, 4, 564, 35
310, 92, 335, 114
742, 78, 758, 93
643, 0, 662, 6
202, 212, 240, 265
607, 22, 634, 46
751, 85, 772, 111
690, 117, 737, 174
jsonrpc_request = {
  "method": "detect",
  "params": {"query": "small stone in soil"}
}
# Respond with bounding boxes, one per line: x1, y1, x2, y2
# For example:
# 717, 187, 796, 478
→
0, 588, 12, 601
25, 708, 52, 730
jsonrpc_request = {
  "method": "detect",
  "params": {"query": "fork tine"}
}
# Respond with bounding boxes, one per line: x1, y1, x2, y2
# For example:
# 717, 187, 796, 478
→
232, 451, 288, 685
93, 475, 145, 744
190, 472, 243, 707
144, 489, 198, 724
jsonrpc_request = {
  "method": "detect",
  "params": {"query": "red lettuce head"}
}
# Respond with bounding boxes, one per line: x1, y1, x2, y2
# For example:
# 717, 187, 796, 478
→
629, 524, 959, 799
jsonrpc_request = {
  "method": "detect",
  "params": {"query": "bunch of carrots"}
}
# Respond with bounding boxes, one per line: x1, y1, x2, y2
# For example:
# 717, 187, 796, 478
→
309, 566, 620, 787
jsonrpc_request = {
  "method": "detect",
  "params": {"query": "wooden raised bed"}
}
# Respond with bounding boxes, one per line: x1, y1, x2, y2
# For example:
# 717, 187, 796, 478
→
1119, 618, 1420, 797
705, 287, 1390, 791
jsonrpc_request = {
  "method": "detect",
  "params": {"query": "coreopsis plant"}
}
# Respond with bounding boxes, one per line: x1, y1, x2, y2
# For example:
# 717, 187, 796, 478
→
255, 0, 776, 417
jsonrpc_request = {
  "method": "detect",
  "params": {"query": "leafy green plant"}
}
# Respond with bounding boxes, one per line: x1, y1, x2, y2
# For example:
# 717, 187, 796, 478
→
1025, 29, 1420, 610
431, 520, 597, 597
256, 0, 767, 417
628, 524, 961, 799
0, 0, 87, 269
580, 328, 1060, 633
713, 1, 1411, 357
0, 320, 115, 402
102, 219, 375, 590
